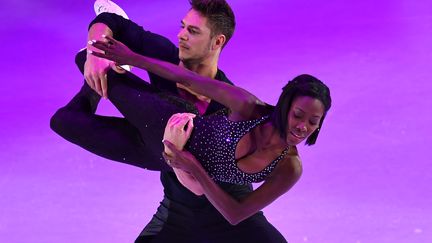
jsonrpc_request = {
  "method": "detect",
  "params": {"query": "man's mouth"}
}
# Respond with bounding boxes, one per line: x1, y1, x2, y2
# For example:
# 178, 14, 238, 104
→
179, 43, 190, 50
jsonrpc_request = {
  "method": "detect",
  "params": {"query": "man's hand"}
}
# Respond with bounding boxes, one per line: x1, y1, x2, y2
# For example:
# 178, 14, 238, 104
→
163, 113, 196, 155
84, 38, 126, 98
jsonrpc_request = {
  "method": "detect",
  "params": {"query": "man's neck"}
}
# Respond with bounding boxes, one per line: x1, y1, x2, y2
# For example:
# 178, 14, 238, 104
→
180, 55, 219, 78
177, 56, 220, 115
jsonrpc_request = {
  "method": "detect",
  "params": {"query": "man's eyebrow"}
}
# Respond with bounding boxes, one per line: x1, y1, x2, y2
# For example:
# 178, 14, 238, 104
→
180, 20, 201, 31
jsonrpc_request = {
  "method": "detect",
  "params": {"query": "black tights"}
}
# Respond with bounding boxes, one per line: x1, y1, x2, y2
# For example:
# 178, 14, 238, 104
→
50, 50, 196, 171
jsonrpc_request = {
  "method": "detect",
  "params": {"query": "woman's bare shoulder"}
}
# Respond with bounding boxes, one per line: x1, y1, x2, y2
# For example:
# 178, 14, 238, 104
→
272, 148, 302, 180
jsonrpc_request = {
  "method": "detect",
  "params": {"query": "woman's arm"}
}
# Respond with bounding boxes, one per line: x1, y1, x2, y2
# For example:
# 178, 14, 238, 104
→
172, 168, 204, 196
163, 140, 303, 225
90, 36, 265, 120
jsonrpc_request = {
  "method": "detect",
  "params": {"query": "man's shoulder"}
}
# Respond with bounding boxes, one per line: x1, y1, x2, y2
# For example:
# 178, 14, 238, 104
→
215, 69, 233, 85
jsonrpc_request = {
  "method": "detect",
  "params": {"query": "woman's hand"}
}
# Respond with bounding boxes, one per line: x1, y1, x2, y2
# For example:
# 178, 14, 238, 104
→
162, 140, 201, 174
163, 113, 195, 155
89, 35, 136, 66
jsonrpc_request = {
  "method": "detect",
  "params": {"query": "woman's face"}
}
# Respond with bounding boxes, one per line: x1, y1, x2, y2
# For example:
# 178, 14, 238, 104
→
286, 96, 325, 145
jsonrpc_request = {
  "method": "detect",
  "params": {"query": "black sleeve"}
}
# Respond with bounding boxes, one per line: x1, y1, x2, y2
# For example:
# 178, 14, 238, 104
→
204, 69, 235, 115
89, 13, 180, 92
89, 13, 179, 63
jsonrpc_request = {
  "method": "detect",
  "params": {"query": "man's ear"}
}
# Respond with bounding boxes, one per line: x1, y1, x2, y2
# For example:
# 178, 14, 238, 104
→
212, 34, 226, 50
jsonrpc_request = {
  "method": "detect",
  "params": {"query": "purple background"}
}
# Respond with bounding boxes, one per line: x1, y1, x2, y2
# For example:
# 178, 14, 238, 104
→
1, 0, 431, 242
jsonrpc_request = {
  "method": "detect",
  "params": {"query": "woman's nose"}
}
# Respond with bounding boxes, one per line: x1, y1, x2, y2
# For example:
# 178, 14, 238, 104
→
296, 123, 307, 132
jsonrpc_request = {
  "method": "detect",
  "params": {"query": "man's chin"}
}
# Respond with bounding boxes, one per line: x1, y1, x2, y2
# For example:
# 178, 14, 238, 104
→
179, 56, 198, 65
179, 54, 189, 62
179, 50, 189, 59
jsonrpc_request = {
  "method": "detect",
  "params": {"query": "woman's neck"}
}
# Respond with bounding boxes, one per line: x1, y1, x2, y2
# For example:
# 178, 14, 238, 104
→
255, 121, 288, 151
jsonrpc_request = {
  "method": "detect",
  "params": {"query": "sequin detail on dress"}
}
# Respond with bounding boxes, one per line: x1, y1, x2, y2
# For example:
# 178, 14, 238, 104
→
186, 113, 289, 185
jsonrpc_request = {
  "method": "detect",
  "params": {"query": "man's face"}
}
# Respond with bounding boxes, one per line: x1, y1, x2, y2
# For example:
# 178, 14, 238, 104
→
177, 9, 214, 63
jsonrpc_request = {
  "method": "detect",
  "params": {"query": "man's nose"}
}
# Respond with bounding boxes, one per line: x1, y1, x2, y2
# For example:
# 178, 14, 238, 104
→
177, 28, 188, 40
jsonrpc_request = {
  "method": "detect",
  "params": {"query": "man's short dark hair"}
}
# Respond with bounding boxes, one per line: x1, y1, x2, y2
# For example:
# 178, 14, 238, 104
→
189, 0, 236, 47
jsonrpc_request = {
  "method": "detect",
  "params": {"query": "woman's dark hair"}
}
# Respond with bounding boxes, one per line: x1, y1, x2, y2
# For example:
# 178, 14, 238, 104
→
271, 74, 332, 145
189, 0, 235, 47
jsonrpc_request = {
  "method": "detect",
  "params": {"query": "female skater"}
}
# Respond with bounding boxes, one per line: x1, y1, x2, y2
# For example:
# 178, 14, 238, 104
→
89, 35, 332, 225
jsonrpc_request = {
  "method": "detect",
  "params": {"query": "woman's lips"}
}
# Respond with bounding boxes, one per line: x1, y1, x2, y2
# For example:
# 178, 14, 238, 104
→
290, 131, 305, 139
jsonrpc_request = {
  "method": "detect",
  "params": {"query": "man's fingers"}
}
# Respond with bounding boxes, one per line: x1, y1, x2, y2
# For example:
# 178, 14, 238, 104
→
184, 113, 196, 134
102, 34, 117, 44
167, 114, 178, 125
168, 113, 195, 131
186, 118, 194, 136
89, 50, 110, 60
112, 64, 126, 74
183, 113, 196, 119
94, 74, 103, 96
175, 115, 192, 129
84, 74, 94, 90
101, 73, 108, 98
91, 41, 110, 51
170, 115, 183, 127
85, 74, 97, 92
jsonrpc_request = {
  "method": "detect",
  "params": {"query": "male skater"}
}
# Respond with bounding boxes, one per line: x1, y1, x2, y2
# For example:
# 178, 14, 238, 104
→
51, 1, 286, 242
